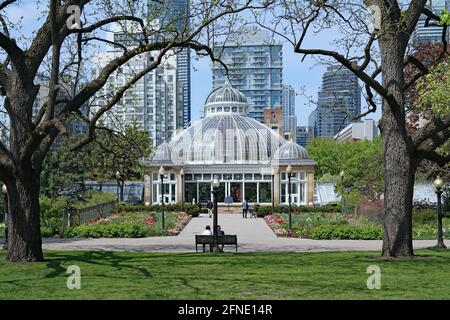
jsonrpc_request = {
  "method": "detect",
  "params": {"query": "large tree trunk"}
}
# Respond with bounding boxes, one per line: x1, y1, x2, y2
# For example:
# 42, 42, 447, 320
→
379, 34, 416, 257
5, 70, 44, 262
381, 141, 416, 257
6, 177, 44, 262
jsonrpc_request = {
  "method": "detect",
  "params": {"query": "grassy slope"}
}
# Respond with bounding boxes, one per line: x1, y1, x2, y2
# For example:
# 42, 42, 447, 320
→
1, 249, 450, 299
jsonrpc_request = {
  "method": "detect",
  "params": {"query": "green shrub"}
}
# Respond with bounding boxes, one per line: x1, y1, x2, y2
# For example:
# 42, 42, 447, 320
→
413, 208, 450, 224
41, 226, 56, 238
255, 205, 340, 216
65, 223, 150, 238
118, 203, 200, 217
39, 191, 120, 236
310, 224, 383, 240
40, 196, 71, 235
74, 191, 116, 209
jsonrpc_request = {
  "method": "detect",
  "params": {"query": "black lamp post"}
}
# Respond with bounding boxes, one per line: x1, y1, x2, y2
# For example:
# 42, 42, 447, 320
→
159, 166, 166, 231
434, 176, 446, 249
271, 168, 277, 215
2, 184, 8, 250
287, 164, 293, 232
211, 176, 220, 252
180, 168, 185, 206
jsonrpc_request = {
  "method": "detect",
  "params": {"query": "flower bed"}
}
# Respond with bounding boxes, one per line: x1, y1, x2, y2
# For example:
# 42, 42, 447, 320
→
264, 212, 450, 240
264, 213, 382, 240
64, 211, 191, 238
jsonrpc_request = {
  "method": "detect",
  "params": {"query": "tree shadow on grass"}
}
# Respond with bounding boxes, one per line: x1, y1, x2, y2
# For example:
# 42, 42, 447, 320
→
44, 251, 153, 279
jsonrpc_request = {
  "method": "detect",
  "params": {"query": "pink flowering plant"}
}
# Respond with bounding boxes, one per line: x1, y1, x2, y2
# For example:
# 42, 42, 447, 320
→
264, 212, 382, 239
65, 211, 191, 238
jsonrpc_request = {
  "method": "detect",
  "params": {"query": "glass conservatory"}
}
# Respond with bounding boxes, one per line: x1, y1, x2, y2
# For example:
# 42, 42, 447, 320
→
144, 83, 316, 207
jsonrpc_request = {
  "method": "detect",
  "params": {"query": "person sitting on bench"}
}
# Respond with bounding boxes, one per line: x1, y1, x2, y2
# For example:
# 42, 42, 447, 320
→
201, 225, 212, 252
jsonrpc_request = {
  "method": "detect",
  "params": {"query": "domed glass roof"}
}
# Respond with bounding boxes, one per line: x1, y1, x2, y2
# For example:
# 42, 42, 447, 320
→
168, 115, 285, 164
152, 141, 172, 162
150, 84, 313, 166
274, 139, 308, 160
205, 82, 248, 106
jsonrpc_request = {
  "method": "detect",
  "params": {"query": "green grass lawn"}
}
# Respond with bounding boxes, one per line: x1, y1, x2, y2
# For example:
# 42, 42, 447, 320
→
1, 249, 450, 299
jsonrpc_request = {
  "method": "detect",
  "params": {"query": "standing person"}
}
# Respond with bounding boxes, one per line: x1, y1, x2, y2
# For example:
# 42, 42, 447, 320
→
206, 199, 213, 218
201, 225, 212, 252
242, 199, 249, 218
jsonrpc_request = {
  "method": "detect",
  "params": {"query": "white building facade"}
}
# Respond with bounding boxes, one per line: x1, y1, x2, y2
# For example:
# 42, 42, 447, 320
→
334, 119, 379, 142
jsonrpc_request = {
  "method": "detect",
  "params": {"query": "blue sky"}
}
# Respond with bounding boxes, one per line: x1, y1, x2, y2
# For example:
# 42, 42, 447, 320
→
9, 2, 381, 127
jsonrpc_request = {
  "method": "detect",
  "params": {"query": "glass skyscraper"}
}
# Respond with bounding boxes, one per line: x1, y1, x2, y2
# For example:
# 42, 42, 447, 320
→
156, 0, 191, 128
282, 84, 296, 132
413, 0, 450, 45
310, 65, 361, 138
91, 0, 192, 147
91, 25, 181, 146
212, 28, 283, 122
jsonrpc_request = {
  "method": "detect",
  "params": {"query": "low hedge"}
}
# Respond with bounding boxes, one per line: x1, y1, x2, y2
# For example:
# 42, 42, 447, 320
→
255, 204, 340, 217
413, 208, 450, 224
64, 224, 151, 238
118, 203, 200, 217
310, 224, 383, 240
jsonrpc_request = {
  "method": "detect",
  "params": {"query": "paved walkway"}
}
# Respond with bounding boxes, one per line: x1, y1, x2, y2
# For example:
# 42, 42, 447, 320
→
0, 214, 446, 253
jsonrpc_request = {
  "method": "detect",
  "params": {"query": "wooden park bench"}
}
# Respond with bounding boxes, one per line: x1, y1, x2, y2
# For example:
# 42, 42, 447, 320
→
195, 235, 238, 253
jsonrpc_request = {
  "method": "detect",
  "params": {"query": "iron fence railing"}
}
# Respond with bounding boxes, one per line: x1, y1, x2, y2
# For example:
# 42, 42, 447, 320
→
64, 201, 117, 227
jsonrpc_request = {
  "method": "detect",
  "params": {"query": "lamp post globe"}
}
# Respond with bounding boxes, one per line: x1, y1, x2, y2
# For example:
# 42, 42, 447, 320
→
212, 176, 220, 189
159, 166, 166, 230
211, 176, 220, 252
434, 176, 446, 248
434, 176, 444, 190
286, 164, 293, 232
1, 184, 6, 194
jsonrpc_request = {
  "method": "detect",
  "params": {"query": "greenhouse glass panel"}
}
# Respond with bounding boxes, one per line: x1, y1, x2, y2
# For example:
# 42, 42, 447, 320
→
185, 183, 197, 203
245, 183, 257, 202
233, 173, 243, 180
217, 183, 226, 202
198, 183, 211, 203
299, 183, 305, 203
259, 182, 271, 203
281, 183, 286, 203
231, 182, 243, 202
